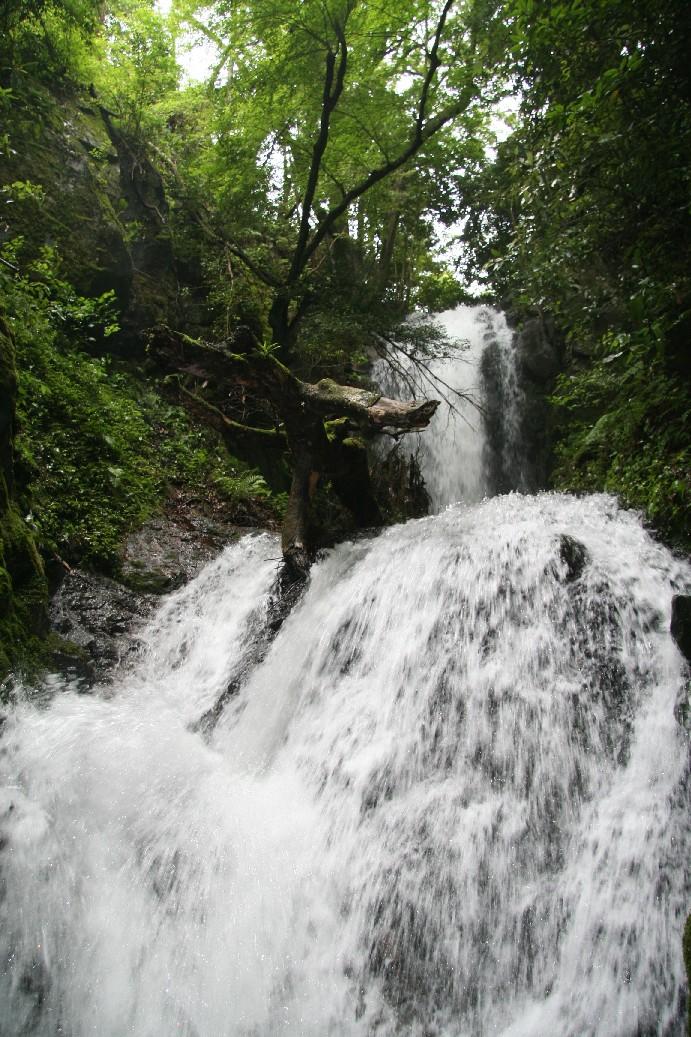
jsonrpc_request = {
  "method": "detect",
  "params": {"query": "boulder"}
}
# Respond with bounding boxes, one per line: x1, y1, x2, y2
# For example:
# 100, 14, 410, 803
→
559, 534, 589, 583
120, 502, 245, 595
671, 594, 691, 663
516, 317, 561, 383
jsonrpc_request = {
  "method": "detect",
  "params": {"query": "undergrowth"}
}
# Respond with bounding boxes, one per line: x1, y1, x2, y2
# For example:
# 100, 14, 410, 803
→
2, 236, 277, 572
550, 317, 690, 550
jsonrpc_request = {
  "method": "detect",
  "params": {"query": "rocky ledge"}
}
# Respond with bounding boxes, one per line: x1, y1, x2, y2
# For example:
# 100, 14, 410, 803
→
49, 493, 265, 685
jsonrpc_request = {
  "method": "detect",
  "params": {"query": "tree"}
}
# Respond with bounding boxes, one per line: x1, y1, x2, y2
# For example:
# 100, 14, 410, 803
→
143, 0, 501, 572
164, 0, 499, 353
149, 325, 439, 577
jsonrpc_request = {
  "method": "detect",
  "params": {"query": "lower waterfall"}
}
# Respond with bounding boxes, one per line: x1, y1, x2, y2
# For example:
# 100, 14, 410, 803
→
0, 315, 689, 1036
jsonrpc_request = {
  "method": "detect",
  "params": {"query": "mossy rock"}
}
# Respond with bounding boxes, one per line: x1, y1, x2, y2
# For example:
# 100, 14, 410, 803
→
0, 313, 49, 683
0, 80, 182, 349
119, 565, 185, 596
0, 88, 130, 301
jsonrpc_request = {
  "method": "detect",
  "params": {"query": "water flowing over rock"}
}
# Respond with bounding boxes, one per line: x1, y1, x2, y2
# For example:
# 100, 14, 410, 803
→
0, 311, 689, 1036
374, 306, 534, 511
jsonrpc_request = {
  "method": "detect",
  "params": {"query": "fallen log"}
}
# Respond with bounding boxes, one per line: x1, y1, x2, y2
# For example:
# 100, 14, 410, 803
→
148, 325, 440, 576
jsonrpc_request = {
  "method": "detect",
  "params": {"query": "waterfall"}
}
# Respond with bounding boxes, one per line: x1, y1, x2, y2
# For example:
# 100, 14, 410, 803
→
373, 306, 527, 511
1, 315, 689, 1036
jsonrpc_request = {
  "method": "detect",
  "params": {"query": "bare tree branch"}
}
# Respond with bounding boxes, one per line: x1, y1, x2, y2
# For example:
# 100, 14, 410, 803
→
223, 239, 283, 289
289, 20, 349, 281
415, 0, 454, 143
294, 100, 464, 281
283, 0, 460, 282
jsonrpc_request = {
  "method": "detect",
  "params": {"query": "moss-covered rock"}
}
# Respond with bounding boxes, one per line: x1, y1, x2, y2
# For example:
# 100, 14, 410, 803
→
0, 314, 48, 683
0, 78, 184, 352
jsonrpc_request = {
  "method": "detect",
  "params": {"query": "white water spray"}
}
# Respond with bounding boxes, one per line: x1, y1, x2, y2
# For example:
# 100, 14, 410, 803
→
1, 315, 689, 1036
374, 306, 525, 510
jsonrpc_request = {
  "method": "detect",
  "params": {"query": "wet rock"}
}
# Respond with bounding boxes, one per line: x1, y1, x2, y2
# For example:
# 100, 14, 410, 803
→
120, 501, 246, 595
516, 317, 561, 384
671, 595, 691, 664
48, 498, 259, 685
559, 535, 589, 582
49, 570, 154, 684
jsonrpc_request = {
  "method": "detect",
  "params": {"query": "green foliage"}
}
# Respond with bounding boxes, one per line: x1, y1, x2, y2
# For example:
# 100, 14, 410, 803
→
162, 0, 498, 364
94, 2, 180, 138
414, 269, 468, 313
0, 502, 49, 677
0, 0, 102, 84
0, 311, 49, 681
551, 321, 690, 545
136, 388, 273, 510
460, 0, 691, 545
213, 470, 270, 502
1, 239, 279, 571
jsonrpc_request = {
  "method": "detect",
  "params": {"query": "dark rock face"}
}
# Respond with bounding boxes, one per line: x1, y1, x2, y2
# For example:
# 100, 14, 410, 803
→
49, 499, 252, 684
0, 84, 208, 357
558, 534, 589, 582
370, 447, 430, 524
49, 570, 154, 684
121, 501, 246, 595
479, 328, 536, 495
480, 308, 565, 496
0, 95, 130, 305
512, 314, 564, 494
671, 594, 691, 664
0, 316, 48, 678
515, 317, 561, 384
480, 335, 519, 495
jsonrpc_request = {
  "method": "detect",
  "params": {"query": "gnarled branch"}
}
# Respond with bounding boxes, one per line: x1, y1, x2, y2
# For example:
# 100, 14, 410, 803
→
149, 324, 439, 578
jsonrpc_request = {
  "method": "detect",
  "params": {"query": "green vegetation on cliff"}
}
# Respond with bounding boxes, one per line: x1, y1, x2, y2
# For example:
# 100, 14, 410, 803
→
0, 312, 49, 676
461, 0, 690, 547
1, 240, 277, 577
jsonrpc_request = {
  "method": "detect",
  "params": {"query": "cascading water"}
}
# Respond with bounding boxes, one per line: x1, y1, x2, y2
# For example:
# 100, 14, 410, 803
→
1, 312, 689, 1036
373, 306, 528, 511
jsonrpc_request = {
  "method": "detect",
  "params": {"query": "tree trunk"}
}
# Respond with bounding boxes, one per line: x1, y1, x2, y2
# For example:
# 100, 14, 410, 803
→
281, 448, 319, 579
149, 325, 439, 575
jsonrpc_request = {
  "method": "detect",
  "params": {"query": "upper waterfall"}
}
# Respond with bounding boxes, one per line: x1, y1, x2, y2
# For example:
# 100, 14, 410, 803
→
374, 306, 529, 511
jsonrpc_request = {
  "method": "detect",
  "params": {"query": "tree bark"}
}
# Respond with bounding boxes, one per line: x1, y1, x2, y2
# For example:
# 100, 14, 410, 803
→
149, 325, 439, 576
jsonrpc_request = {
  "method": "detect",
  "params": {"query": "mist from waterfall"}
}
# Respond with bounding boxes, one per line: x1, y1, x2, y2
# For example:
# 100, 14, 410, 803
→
1, 309, 689, 1037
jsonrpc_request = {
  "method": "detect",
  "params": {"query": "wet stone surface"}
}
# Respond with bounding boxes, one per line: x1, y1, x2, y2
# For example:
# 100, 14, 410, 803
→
120, 507, 247, 595
49, 570, 154, 684
671, 594, 691, 664
50, 501, 255, 685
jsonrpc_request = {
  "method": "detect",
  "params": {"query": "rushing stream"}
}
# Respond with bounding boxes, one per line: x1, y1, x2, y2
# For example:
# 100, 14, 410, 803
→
1, 309, 689, 1036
